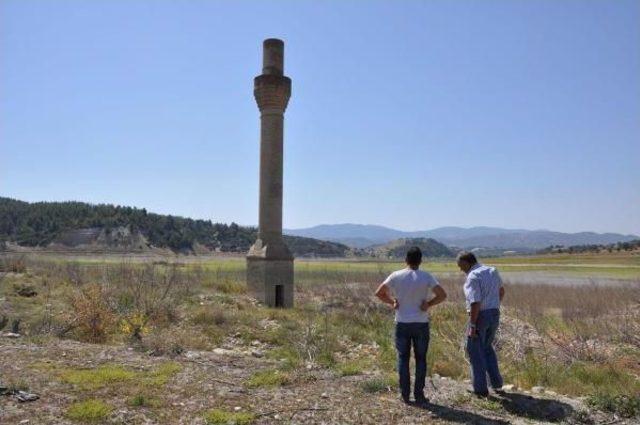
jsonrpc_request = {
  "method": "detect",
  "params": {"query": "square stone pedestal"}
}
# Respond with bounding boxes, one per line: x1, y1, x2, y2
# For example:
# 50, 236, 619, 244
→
246, 256, 294, 308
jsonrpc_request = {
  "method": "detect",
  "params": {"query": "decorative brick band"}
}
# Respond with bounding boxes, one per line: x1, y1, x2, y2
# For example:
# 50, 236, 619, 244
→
254, 74, 291, 113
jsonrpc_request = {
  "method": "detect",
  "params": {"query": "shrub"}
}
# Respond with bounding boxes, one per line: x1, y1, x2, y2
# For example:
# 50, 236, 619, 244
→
67, 284, 116, 343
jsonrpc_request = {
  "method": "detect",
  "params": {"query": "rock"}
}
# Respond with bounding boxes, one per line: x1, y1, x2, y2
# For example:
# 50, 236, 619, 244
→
532, 386, 545, 394
433, 373, 441, 380
185, 351, 200, 359
502, 384, 516, 391
251, 350, 264, 358
234, 406, 242, 412
274, 414, 281, 420
321, 392, 329, 399
251, 340, 261, 347
213, 348, 236, 356
3, 390, 40, 402
19, 420, 29, 424
3, 332, 21, 338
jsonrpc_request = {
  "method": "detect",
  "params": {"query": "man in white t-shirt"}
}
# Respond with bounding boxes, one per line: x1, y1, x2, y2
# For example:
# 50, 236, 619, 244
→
375, 247, 447, 405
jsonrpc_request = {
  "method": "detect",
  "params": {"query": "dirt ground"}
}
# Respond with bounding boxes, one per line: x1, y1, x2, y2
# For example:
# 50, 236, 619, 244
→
0, 336, 626, 425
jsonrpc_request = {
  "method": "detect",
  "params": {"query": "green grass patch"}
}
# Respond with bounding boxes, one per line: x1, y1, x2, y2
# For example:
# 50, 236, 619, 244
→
336, 360, 367, 376
203, 408, 256, 425
66, 399, 113, 423
587, 392, 640, 418
128, 393, 161, 408
245, 369, 289, 388
360, 375, 397, 393
144, 361, 182, 386
59, 365, 137, 390
58, 362, 181, 390
267, 346, 302, 371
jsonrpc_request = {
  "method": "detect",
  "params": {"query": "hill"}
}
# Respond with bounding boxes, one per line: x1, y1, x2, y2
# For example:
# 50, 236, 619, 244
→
0, 197, 350, 257
366, 237, 454, 258
285, 224, 638, 251
539, 239, 640, 254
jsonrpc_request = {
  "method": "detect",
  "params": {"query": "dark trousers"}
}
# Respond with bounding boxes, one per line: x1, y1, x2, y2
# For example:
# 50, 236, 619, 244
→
466, 308, 503, 394
395, 322, 430, 399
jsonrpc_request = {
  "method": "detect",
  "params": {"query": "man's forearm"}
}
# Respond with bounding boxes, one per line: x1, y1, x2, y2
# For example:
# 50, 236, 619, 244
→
376, 291, 395, 306
469, 303, 481, 325
427, 293, 445, 308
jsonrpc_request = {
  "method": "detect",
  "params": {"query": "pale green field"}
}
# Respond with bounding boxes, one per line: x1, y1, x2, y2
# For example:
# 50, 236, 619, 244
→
11, 251, 640, 281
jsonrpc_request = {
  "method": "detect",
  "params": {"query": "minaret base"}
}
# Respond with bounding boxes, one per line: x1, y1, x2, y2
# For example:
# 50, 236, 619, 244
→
246, 246, 294, 308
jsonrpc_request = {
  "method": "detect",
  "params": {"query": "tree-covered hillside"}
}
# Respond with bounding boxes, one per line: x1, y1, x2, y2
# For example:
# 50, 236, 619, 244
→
367, 237, 454, 258
0, 197, 350, 257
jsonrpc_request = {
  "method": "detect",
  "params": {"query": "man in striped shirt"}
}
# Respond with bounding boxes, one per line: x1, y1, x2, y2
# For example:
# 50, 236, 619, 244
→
457, 251, 505, 397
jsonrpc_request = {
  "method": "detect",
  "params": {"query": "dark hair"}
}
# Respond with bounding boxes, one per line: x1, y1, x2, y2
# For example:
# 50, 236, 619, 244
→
456, 251, 478, 265
406, 246, 422, 267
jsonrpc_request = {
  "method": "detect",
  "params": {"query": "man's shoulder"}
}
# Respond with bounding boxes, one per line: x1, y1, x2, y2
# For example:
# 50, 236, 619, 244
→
416, 269, 437, 282
384, 268, 404, 284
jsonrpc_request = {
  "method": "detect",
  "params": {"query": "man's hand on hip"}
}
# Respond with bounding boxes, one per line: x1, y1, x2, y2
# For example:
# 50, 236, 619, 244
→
467, 324, 478, 338
392, 298, 399, 310
420, 299, 430, 311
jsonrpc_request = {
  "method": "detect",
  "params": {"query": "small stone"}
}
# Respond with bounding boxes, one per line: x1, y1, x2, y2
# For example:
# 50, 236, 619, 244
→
185, 351, 200, 359
251, 350, 264, 358
502, 384, 516, 391
4, 332, 21, 338
532, 386, 545, 393
234, 406, 242, 412
19, 420, 30, 424
433, 373, 441, 380
274, 414, 281, 420
321, 392, 329, 398
251, 340, 261, 347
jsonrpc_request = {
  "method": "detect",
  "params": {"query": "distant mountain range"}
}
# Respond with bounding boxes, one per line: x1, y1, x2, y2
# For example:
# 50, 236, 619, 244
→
285, 224, 639, 251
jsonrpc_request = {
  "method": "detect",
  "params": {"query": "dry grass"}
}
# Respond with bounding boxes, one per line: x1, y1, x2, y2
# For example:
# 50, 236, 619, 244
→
2, 253, 639, 418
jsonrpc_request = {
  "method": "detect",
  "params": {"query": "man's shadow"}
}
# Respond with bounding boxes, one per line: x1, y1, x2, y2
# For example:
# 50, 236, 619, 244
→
411, 392, 574, 424
495, 392, 574, 422
414, 401, 510, 425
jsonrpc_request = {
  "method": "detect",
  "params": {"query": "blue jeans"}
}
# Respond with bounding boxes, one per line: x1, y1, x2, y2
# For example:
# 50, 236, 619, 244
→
395, 322, 430, 399
466, 309, 503, 394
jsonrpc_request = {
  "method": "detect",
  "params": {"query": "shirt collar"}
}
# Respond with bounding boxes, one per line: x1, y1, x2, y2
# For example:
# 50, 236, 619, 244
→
469, 263, 482, 273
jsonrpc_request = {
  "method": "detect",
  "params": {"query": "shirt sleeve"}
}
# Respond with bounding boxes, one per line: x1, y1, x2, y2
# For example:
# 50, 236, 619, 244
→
494, 269, 503, 287
382, 272, 396, 291
429, 274, 439, 289
464, 275, 482, 304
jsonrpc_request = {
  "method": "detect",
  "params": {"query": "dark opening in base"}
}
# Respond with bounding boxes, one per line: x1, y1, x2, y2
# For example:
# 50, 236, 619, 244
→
275, 284, 284, 308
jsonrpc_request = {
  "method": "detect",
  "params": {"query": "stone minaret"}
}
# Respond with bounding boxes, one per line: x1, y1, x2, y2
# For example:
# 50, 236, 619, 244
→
246, 38, 294, 308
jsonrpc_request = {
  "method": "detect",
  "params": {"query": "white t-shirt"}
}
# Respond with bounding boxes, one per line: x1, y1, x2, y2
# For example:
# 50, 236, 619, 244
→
383, 268, 439, 323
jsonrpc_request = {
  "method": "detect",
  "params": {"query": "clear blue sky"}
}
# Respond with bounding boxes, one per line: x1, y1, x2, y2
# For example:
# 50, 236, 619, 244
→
2, 0, 639, 234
